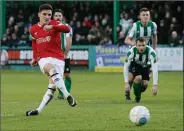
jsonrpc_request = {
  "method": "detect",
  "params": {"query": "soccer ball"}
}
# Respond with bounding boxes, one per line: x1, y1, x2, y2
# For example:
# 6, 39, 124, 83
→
129, 106, 150, 126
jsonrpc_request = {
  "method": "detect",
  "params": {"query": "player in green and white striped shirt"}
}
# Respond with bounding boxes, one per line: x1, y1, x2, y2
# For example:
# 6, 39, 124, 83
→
53, 9, 73, 99
125, 7, 158, 49
124, 8, 158, 100
124, 37, 158, 102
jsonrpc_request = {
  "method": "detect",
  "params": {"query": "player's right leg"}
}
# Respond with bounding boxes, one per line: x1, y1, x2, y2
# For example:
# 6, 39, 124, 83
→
133, 75, 142, 103
26, 58, 58, 116
129, 62, 142, 102
26, 83, 56, 116
26, 58, 76, 116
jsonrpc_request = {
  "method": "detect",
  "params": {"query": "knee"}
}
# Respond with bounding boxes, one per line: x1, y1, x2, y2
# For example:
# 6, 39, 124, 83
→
143, 81, 149, 88
143, 84, 148, 88
43, 63, 54, 76
64, 73, 70, 78
49, 68, 58, 77
48, 84, 56, 95
134, 75, 142, 83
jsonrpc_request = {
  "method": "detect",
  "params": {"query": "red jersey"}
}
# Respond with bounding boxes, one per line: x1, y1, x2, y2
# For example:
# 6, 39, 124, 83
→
29, 20, 70, 61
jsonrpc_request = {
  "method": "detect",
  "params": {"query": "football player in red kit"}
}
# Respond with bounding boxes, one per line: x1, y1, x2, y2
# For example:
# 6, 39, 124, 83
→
26, 4, 77, 116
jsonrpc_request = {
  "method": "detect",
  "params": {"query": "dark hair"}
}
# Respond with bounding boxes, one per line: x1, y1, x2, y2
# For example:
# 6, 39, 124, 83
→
139, 7, 149, 13
136, 37, 146, 44
39, 4, 53, 12
53, 9, 64, 15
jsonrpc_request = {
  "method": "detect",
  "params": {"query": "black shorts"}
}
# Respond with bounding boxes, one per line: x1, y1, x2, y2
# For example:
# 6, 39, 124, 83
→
64, 58, 71, 73
129, 62, 150, 81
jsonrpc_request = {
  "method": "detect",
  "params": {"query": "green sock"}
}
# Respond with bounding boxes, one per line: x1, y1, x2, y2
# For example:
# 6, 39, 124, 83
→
57, 88, 63, 97
140, 81, 147, 92
133, 82, 142, 97
65, 77, 72, 93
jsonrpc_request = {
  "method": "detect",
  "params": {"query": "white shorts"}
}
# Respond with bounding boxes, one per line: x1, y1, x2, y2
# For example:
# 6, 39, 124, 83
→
38, 57, 65, 76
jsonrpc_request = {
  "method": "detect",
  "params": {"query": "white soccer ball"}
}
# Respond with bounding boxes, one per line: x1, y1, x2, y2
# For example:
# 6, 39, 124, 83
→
129, 106, 150, 126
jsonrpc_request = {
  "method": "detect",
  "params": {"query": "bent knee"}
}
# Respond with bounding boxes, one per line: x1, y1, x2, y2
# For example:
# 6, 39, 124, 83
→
64, 73, 70, 78
143, 81, 149, 88
48, 84, 56, 90
134, 75, 142, 83
43, 63, 54, 76
49, 68, 58, 77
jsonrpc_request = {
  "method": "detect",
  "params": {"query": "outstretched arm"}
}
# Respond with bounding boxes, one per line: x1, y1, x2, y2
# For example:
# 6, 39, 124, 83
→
124, 50, 134, 91
53, 24, 70, 33
151, 60, 158, 86
150, 51, 158, 96
43, 24, 70, 33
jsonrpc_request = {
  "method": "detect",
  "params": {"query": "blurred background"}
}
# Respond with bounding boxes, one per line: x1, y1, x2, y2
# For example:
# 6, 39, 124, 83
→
0, 1, 183, 71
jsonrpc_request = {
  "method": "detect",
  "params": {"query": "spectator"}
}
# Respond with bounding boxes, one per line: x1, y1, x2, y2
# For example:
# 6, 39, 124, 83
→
87, 25, 101, 45
101, 14, 110, 27
8, 33, 19, 47
100, 36, 112, 45
82, 16, 92, 28
158, 20, 168, 44
116, 31, 126, 46
1, 35, 10, 46
16, 9, 24, 27
3, 1, 183, 46
104, 25, 112, 39
168, 31, 182, 47
119, 12, 133, 34
13, 24, 21, 38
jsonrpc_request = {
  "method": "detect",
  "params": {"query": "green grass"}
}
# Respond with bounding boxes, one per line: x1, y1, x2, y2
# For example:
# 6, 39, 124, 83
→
1, 70, 183, 131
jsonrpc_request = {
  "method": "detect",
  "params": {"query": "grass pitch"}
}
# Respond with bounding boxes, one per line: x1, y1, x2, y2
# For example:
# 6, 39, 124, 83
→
1, 70, 183, 131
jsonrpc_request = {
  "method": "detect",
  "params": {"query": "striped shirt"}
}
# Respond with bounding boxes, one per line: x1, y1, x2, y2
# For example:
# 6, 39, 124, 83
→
124, 45, 158, 85
125, 45, 157, 68
60, 22, 73, 51
127, 21, 157, 46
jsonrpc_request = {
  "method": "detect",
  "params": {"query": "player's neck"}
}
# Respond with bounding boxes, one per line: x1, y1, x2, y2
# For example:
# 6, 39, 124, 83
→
140, 21, 148, 27
38, 22, 45, 27
38, 21, 49, 27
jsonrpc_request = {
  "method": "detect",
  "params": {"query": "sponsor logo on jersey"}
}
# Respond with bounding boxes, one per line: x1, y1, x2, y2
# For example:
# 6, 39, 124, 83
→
36, 36, 51, 44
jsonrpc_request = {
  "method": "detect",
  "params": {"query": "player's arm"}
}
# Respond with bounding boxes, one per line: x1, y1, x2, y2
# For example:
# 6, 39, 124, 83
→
152, 22, 158, 50
124, 23, 136, 46
150, 50, 158, 96
52, 23, 70, 33
124, 49, 134, 90
65, 26, 73, 55
43, 23, 70, 33
29, 28, 38, 66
